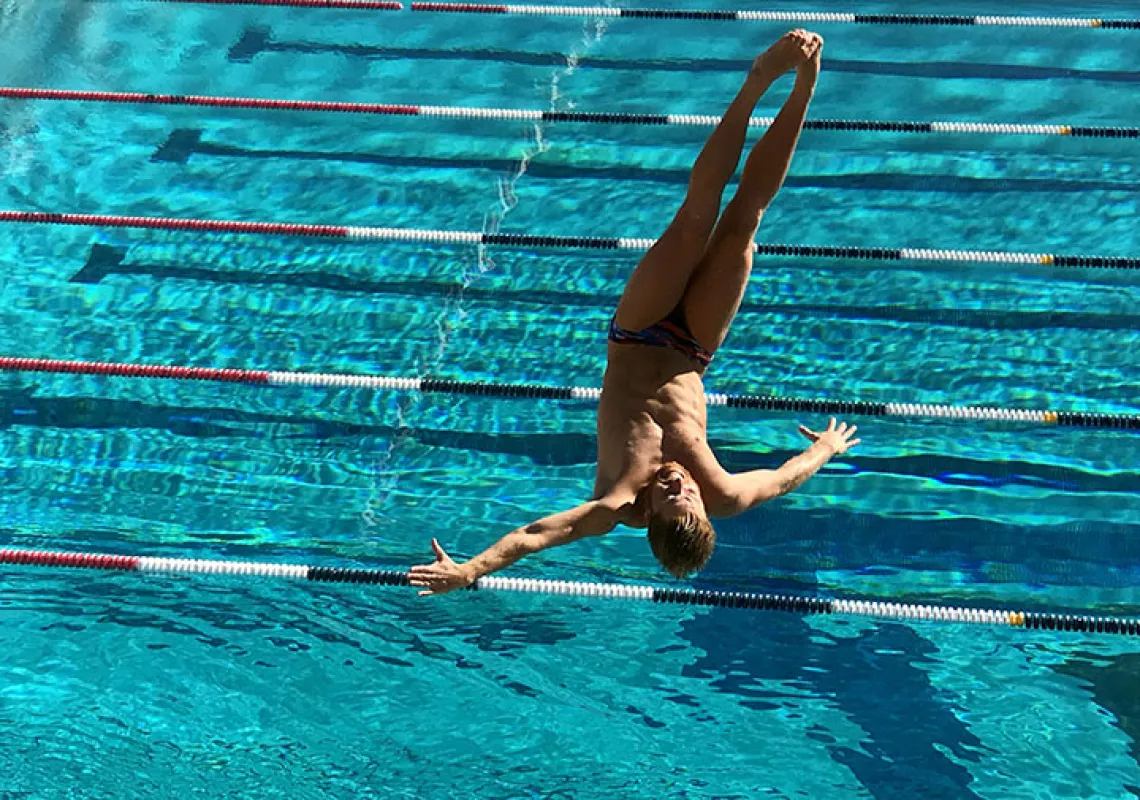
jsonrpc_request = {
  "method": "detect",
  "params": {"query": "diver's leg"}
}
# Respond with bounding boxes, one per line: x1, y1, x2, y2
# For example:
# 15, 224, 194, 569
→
681, 33, 821, 353
612, 31, 811, 332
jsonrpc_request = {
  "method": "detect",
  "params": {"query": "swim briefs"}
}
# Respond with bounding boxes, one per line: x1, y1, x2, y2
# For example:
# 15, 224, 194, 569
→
608, 309, 713, 368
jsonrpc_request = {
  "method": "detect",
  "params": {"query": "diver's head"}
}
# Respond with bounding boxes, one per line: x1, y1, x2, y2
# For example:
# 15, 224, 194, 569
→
645, 462, 716, 578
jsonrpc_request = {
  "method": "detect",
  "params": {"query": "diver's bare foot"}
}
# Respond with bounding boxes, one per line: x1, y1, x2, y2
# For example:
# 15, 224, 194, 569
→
796, 31, 823, 88
751, 29, 822, 82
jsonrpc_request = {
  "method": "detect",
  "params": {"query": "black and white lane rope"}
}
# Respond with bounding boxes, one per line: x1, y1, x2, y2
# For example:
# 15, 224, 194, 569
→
2, 211, 1139, 270
139, 0, 1140, 28
1, 356, 1137, 429
1, 548, 1136, 636
411, 4, 1140, 28
2, 87, 1139, 139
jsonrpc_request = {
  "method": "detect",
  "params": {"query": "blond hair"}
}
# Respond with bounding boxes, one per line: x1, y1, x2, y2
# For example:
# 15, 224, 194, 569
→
647, 511, 716, 578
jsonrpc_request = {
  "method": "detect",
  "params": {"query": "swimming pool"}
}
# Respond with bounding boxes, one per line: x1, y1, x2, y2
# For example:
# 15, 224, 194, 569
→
1, 0, 1138, 796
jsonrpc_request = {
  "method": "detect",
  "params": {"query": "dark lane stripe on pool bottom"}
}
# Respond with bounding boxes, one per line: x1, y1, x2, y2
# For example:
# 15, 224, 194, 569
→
73, 245, 1140, 336
151, 128, 1140, 196
680, 609, 986, 799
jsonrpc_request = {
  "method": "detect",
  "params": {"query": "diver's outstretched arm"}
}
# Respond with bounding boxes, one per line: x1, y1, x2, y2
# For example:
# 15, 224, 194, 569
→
710, 419, 860, 517
409, 500, 623, 596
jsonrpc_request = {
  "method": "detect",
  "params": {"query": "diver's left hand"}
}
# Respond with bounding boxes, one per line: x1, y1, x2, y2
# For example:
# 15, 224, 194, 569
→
408, 539, 475, 596
798, 418, 861, 455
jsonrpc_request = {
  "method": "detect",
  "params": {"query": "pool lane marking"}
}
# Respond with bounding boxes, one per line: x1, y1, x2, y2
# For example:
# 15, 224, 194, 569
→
132, 0, 1140, 28
2, 87, 1139, 139
0, 356, 1134, 429
1, 548, 1137, 636
410, 4, 1140, 28
2, 210, 1138, 270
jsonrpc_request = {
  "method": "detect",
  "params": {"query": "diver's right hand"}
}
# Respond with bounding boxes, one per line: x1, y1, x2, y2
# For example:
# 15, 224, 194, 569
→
409, 539, 475, 596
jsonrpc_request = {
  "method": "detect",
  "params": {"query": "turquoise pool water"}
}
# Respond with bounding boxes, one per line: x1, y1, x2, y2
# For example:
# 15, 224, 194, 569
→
1, 0, 1139, 797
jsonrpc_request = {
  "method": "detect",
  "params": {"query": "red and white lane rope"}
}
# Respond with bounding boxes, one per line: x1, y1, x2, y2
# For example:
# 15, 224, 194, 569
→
2, 87, 1138, 139
2, 211, 1138, 270
1, 547, 1135, 636
411, 4, 1140, 28
0, 356, 1137, 430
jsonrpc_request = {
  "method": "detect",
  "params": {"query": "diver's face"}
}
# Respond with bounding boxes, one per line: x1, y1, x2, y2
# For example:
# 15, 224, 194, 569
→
649, 462, 705, 518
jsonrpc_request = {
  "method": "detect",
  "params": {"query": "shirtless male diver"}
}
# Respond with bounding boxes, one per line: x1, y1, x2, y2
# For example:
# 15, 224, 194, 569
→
411, 29, 861, 595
